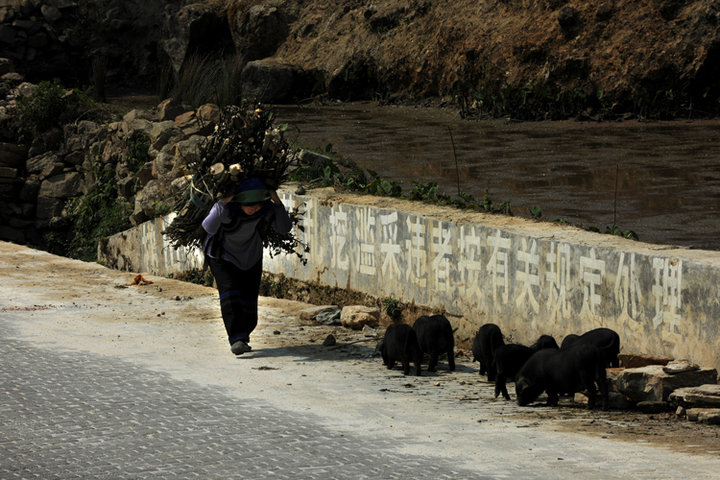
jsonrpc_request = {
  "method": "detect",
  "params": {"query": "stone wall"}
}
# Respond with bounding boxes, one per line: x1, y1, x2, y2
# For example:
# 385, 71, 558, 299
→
99, 187, 720, 371
99, 213, 204, 276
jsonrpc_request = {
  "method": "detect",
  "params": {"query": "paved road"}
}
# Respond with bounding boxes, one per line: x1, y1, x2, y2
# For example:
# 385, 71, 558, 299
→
0, 323, 479, 479
1, 241, 719, 479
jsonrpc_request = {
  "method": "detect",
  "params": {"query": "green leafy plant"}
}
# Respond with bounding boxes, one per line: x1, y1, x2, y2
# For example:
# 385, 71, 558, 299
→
585, 224, 639, 241
408, 182, 451, 203
529, 206, 542, 219
169, 268, 214, 287
16, 79, 111, 144
64, 161, 133, 261
290, 147, 401, 197
382, 296, 402, 321
125, 131, 151, 173
260, 272, 294, 298
467, 191, 512, 215
349, 170, 402, 197
456, 192, 476, 207
17, 79, 67, 132
605, 224, 639, 241
379, 178, 403, 197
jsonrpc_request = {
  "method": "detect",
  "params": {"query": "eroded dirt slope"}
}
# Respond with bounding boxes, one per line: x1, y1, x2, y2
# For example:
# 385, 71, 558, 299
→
272, 0, 720, 118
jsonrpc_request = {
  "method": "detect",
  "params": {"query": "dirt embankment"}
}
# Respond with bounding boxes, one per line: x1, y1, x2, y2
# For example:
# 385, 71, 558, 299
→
2, 0, 719, 119
270, 0, 720, 118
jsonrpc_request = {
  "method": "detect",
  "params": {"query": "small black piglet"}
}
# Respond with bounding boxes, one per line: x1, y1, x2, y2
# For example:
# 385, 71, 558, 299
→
561, 327, 620, 368
515, 343, 609, 410
493, 334, 559, 400
413, 314, 455, 372
471, 323, 504, 380
380, 323, 423, 376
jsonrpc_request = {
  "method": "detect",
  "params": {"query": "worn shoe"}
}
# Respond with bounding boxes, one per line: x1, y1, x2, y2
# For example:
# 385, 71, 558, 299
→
230, 340, 252, 355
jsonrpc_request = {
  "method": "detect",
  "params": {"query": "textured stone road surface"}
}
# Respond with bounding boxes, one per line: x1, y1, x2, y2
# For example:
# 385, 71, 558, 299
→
0, 332, 479, 479
1, 241, 719, 479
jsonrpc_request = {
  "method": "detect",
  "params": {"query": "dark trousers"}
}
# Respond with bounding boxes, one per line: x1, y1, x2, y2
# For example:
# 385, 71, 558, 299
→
207, 256, 262, 345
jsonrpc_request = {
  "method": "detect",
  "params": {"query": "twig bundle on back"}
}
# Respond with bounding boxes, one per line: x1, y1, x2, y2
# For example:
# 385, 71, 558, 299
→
164, 104, 308, 263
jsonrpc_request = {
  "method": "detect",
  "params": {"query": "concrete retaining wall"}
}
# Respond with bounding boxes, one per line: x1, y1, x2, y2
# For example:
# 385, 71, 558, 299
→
99, 187, 720, 371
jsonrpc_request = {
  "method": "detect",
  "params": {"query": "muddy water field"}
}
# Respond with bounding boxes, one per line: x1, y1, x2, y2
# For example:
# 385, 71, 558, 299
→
276, 103, 720, 251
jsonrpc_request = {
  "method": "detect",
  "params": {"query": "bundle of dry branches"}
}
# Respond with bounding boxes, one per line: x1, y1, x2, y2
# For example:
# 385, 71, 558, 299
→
163, 104, 308, 263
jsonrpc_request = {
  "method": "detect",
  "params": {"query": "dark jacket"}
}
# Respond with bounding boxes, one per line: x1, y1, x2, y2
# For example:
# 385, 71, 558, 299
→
201, 200, 292, 270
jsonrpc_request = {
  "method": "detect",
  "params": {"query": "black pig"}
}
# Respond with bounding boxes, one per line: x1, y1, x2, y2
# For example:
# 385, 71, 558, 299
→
413, 314, 455, 372
380, 323, 423, 376
561, 327, 620, 367
471, 323, 504, 380
515, 343, 609, 410
493, 334, 559, 400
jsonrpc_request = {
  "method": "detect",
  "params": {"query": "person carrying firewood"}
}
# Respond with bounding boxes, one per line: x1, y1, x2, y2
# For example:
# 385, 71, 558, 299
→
201, 176, 292, 356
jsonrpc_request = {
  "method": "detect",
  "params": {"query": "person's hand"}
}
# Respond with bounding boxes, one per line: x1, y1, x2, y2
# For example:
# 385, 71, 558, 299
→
220, 195, 234, 205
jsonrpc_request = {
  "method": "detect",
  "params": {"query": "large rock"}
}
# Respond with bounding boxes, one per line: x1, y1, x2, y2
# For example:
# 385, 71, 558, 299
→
173, 135, 203, 166
0, 177, 20, 201
171, 104, 219, 137
131, 179, 161, 226
40, 4, 62, 24
28, 127, 62, 157
156, 98, 186, 122
0, 142, 26, 168
37, 171, 81, 199
169, 174, 191, 195
240, 59, 321, 104
174, 111, 200, 136
574, 391, 635, 410
122, 109, 153, 137
1, 71, 22, 86
299, 305, 342, 325
13, 81, 36, 98
668, 384, 720, 408
685, 408, 720, 425
26, 152, 62, 178
340, 305, 380, 330
328, 55, 378, 101
619, 353, 673, 368
35, 195, 65, 222
613, 365, 718, 403
229, 3, 289, 63
151, 150, 175, 179
662, 359, 701, 374
18, 175, 39, 202
196, 103, 221, 130
134, 162, 154, 189
116, 175, 135, 199
160, 3, 233, 75
0, 165, 17, 177
100, 137, 124, 165
299, 305, 340, 322
149, 120, 180, 152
